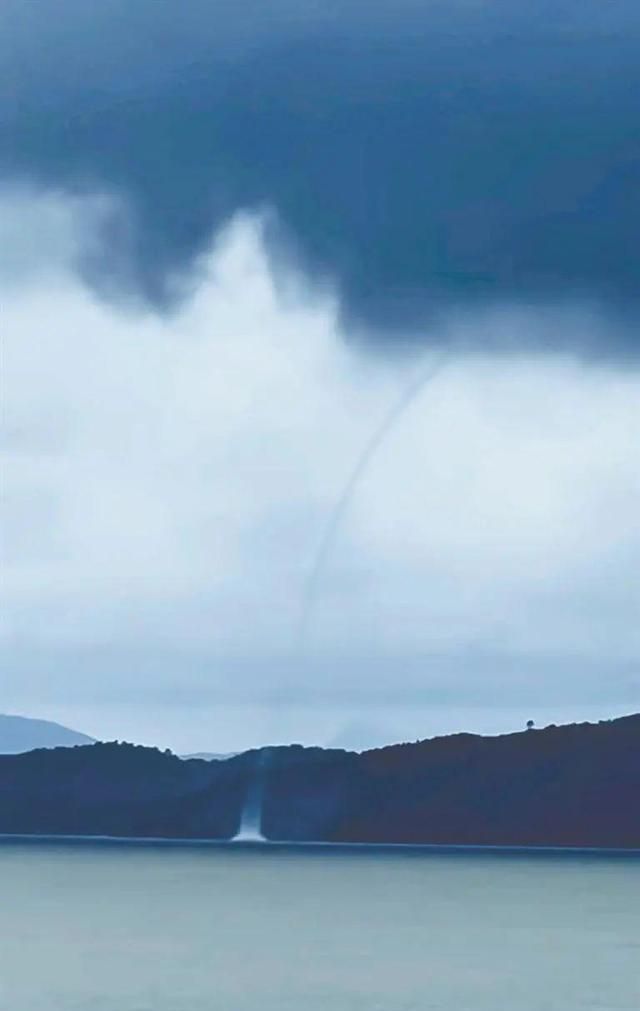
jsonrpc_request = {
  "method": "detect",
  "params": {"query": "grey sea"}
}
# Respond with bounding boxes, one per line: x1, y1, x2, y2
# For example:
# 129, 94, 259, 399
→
0, 840, 638, 1011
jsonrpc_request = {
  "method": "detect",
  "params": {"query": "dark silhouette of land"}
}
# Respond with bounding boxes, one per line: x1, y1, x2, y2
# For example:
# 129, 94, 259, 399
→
0, 715, 637, 848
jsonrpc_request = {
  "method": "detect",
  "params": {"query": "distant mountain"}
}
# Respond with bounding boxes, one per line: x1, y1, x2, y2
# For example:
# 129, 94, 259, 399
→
180, 752, 238, 762
0, 714, 95, 754
0, 715, 638, 847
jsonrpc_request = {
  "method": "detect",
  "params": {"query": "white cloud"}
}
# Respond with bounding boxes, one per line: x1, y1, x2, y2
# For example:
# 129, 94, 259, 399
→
1, 189, 638, 749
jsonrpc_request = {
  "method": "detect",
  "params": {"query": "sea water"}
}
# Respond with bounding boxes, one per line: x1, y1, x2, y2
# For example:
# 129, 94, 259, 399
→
0, 839, 638, 1011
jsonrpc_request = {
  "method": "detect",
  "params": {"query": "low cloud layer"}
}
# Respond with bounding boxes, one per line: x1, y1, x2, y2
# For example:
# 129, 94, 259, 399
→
2, 1, 639, 355
2, 191, 638, 750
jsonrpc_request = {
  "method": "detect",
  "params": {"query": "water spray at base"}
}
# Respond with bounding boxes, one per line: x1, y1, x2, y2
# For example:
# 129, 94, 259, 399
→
233, 750, 270, 842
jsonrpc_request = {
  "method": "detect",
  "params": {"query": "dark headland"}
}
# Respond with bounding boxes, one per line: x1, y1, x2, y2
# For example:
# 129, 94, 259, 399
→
0, 715, 638, 849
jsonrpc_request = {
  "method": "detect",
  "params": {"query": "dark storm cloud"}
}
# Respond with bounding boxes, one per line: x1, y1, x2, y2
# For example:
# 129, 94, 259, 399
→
2, 1, 639, 352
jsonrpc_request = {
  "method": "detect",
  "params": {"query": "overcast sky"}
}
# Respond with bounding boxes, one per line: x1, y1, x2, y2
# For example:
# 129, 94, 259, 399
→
1, 2, 638, 751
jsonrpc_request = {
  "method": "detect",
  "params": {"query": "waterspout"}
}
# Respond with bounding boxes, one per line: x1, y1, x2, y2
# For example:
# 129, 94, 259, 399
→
233, 751, 268, 842
294, 350, 448, 652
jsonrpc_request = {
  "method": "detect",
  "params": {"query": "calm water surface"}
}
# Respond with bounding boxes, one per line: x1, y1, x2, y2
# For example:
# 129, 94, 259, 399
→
0, 840, 638, 1010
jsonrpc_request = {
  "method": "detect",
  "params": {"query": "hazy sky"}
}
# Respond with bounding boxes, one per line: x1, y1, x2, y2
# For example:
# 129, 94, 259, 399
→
1, 2, 638, 751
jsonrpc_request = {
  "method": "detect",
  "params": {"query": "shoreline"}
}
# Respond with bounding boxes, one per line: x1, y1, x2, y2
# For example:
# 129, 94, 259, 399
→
1, 833, 639, 857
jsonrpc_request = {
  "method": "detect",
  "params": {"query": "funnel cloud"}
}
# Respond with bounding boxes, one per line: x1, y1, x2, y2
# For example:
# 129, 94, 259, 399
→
1, 4, 639, 752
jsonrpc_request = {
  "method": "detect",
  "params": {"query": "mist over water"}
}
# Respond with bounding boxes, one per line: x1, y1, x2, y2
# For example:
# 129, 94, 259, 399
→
1, 841, 638, 1011
234, 751, 269, 842
234, 776, 266, 842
